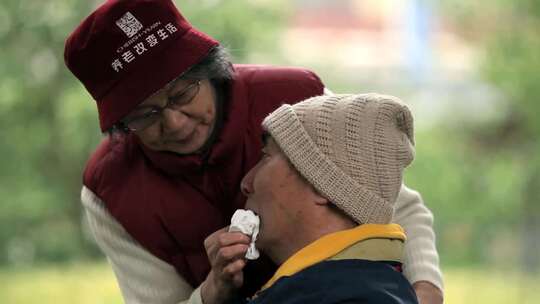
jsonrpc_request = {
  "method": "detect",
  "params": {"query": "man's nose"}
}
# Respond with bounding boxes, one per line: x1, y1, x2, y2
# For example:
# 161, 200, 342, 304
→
161, 108, 188, 132
240, 167, 256, 196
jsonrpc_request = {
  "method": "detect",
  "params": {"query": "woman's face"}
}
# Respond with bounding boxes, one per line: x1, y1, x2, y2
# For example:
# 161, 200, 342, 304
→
124, 78, 217, 154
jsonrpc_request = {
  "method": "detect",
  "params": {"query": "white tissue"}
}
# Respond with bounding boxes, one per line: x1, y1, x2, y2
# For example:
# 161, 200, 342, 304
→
229, 209, 260, 260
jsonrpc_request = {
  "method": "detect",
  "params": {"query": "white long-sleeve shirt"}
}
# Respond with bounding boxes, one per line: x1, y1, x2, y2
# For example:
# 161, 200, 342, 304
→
81, 183, 443, 304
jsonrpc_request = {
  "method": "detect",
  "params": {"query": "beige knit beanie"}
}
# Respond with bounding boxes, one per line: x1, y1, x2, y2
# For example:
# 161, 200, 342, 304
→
262, 93, 415, 224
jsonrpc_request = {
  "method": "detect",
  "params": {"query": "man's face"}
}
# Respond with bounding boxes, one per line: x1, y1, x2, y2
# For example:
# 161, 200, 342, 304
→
241, 137, 315, 253
125, 78, 217, 154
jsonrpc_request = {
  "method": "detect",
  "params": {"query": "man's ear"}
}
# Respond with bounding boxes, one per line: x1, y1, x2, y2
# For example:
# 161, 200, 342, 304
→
311, 188, 329, 206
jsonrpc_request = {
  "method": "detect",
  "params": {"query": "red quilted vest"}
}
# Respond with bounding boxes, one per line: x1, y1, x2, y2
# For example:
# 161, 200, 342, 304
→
83, 64, 324, 294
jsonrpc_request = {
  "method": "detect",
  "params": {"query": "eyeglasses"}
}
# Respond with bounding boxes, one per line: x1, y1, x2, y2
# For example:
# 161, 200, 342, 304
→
121, 80, 201, 132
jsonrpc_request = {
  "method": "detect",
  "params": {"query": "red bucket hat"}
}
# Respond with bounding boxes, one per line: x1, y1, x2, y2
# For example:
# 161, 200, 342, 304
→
64, 0, 219, 131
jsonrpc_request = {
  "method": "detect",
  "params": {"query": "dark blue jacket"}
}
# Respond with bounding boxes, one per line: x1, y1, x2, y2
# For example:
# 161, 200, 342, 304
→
242, 259, 418, 304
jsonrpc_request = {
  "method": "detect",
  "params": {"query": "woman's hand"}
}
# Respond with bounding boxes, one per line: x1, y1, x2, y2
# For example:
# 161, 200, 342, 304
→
201, 227, 251, 304
413, 281, 443, 304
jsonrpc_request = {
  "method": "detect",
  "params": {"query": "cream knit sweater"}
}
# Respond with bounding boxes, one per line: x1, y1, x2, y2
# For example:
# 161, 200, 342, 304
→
81, 183, 442, 304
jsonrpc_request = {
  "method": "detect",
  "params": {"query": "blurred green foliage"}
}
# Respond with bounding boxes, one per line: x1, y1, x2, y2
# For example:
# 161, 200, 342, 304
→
0, 0, 102, 265
434, 0, 540, 271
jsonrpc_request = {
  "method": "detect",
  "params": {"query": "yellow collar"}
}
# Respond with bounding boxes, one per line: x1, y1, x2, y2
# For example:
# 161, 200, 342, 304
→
260, 224, 405, 292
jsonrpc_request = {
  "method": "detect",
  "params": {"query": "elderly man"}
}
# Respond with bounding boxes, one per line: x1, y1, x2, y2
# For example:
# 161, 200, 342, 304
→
204, 94, 421, 304
64, 0, 442, 303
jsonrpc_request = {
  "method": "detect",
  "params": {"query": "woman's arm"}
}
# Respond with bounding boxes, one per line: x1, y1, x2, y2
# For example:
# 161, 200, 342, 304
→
393, 184, 444, 304
81, 186, 203, 304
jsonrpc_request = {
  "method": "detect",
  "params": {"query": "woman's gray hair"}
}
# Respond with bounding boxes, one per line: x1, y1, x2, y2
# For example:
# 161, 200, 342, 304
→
181, 45, 233, 82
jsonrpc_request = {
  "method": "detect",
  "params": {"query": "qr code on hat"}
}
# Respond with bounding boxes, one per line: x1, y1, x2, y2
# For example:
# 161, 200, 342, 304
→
116, 12, 143, 38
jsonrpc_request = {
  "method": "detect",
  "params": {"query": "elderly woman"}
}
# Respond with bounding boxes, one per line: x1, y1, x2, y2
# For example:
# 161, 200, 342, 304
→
64, 0, 443, 303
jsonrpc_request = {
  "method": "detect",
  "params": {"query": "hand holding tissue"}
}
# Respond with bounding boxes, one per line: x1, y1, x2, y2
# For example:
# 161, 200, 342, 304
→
229, 209, 260, 260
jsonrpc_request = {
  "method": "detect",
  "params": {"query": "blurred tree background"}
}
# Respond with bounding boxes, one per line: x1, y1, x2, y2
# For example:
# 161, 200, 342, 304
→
0, 0, 538, 303
439, 0, 540, 273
